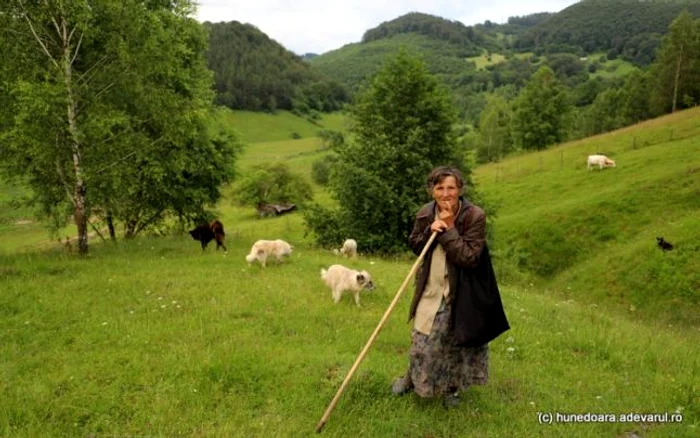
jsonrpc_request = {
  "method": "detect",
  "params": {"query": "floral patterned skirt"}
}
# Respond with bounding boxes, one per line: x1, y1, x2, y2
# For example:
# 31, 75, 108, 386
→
408, 302, 489, 398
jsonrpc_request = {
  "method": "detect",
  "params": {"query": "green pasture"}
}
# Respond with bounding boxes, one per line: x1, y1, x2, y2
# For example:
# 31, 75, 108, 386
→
466, 52, 507, 70
475, 108, 700, 325
588, 52, 639, 79
215, 108, 347, 144
1, 233, 697, 437
1, 107, 698, 436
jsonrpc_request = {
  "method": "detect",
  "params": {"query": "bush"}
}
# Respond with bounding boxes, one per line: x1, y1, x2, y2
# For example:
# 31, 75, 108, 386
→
311, 154, 338, 186
232, 162, 312, 207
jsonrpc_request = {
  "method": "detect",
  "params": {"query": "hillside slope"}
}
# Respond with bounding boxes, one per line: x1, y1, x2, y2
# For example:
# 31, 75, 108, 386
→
475, 107, 700, 325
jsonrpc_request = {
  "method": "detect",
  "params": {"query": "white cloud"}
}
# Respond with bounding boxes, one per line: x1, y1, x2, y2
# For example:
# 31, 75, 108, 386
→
195, 0, 579, 54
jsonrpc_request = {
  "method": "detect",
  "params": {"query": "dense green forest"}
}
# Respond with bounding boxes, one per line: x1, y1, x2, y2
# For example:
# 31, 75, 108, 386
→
512, 0, 700, 65
361, 12, 499, 55
204, 21, 348, 113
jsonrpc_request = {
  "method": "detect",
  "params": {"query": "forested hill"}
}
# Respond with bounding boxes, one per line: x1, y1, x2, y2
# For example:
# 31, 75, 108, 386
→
309, 13, 501, 97
361, 12, 499, 55
513, 0, 700, 65
204, 21, 348, 113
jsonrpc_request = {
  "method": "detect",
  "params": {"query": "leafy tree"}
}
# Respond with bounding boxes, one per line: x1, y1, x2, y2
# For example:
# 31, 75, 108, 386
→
0, 0, 240, 252
620, 70, 653, 125
304, 50, 461, 253
232, 163, 312, 208
511, 66, 571, 151
311, 154, 339, 186
317, 129, 345, 149
475, 95, 513, 163
580, 88, 625, 136
649, 11, 700, 114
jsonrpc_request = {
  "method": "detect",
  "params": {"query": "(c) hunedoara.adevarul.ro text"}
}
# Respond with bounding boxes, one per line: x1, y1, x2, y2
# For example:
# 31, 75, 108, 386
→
537, 411, 683, 424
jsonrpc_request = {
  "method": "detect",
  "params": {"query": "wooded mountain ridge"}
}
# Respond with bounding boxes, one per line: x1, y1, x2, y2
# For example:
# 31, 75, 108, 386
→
205, 0, 700, 115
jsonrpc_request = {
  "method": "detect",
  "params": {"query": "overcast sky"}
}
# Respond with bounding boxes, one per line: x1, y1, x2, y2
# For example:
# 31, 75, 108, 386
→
195, 0, 580, 55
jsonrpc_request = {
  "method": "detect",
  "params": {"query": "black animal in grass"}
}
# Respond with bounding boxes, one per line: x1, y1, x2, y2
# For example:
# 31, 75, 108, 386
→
656, 237, 674, 251
189, 220, 227, 252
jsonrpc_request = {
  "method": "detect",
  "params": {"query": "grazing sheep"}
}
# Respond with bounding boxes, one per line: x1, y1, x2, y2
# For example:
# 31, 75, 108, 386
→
320, 264, 375, 307
656, 237, 674, 251
339, 239, 358, 258
245, 239, 293, 267
587, 154, 616, 170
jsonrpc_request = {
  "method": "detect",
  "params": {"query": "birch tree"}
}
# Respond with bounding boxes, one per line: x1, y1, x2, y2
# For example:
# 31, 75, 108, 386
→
0, 1, 240, 253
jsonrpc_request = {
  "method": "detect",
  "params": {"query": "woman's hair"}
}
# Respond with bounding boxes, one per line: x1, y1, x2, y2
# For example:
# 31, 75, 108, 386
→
426, 166, 464, 191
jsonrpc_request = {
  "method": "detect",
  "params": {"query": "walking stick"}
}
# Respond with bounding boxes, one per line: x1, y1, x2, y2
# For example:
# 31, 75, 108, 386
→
315, 231, 439, 433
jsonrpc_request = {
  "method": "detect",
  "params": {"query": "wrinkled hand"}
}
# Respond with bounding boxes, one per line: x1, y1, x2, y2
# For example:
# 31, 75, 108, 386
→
430, 219, 448, 233
438, 201, 455, 229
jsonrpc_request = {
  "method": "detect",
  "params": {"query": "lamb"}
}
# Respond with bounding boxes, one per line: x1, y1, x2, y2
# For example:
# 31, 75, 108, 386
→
320, 264, 375, 307
339, 239, 358, 258
245, 239, 293, 267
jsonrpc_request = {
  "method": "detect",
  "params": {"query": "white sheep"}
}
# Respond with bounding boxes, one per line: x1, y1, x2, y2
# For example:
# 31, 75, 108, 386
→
320, 264, 374, 307
587, 154, 616, 170
245, 239, 293, 267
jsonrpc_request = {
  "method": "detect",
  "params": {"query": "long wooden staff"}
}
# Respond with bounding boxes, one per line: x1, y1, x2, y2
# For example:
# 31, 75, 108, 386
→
315, 231, 439, 433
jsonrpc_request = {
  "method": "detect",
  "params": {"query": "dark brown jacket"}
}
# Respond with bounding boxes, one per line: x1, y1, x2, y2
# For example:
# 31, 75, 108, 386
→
408, 199, 510, 347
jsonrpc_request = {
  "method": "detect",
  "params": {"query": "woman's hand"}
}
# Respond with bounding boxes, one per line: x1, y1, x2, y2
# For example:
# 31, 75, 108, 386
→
438, 201, 455, 229
430, 219, 448, 233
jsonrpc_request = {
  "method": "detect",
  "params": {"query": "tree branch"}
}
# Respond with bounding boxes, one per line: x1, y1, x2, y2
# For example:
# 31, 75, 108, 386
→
19, 1, 59, 69
134, 209, 166, 236
87, 218, 107, 243
55, 158, 76, 208
70, 31, 84, 66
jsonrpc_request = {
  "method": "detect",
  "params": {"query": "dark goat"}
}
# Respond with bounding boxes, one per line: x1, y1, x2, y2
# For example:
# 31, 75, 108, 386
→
656, 237, 673, 251
190, 220, 227, 251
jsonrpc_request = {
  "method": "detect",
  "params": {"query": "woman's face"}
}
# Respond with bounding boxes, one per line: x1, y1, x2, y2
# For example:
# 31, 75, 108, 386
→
431, 176, 460, 212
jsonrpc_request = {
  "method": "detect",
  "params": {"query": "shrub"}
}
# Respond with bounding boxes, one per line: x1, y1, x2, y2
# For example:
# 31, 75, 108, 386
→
232, 162, 312, 207
311, 154, 338, 186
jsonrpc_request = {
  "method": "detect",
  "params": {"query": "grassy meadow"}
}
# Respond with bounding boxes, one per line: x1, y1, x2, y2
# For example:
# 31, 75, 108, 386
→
1, 108, 698, 437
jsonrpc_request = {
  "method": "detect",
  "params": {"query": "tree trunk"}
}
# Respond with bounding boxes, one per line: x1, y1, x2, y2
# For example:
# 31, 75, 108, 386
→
672, 43, 683, 113
61, 14, 88, 254
106, 211, 117, 241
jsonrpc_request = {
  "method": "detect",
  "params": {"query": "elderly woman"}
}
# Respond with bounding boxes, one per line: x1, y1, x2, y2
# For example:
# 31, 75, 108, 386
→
392, 165, 510, 407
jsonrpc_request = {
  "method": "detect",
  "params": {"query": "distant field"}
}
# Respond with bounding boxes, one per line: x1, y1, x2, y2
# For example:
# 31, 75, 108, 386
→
466, 52, 507, 70
215, 108, 347, 144
588, 52, 639, 79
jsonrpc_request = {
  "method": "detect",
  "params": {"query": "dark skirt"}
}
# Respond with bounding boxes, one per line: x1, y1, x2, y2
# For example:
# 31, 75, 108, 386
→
408, 302, 489, 398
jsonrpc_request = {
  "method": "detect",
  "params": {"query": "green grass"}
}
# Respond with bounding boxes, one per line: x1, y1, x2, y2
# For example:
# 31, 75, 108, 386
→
0, 236, 697, 437
1, 107, 699, 436
475, 107, 700, 325
466, 52, 507, 70
215, 107, 347, 144
588, 52, 639, 79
